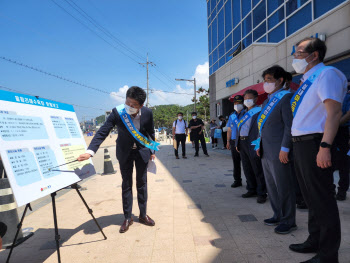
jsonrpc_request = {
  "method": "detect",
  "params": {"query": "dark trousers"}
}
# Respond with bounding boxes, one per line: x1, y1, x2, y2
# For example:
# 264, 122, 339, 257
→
290, 158, 305, 205
119, 150, 148, 219
211, 137, 217, 146
240, 139, 266, 196
230, 139, 241, 182
334, 126, 350, 194
194, 134, 208, 155
175, 134, 186, 157
293, 135, 341, 262
222, 131, 227, 146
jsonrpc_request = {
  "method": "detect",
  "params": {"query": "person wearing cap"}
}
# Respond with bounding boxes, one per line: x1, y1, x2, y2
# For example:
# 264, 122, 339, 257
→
236, 90, 267, 204
210, 119, 218, 149
288, 37, 347, 263
218, 115, 227, 150
226, 95, 245, 188
333, 80, 350, 201
188, 112, 209, 157
258, 65, 297, 235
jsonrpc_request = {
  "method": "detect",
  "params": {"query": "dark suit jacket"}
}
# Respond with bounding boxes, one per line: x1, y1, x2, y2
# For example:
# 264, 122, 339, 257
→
88, 106, 155, 165
260, 92, 293, 160
236, 110, 260, 158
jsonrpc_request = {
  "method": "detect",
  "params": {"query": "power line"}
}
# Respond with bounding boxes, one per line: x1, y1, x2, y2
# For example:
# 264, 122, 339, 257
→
0, 84, 106, 111
51, 0, 181, 93
0, 56, 123, 98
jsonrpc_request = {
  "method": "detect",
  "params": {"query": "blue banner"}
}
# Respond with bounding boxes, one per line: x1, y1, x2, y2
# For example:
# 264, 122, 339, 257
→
0, 89, 75, 112
116, 104, 160, 151
252, 90, 290, 150
237, 107, 261, 130
290, 66, 332, 117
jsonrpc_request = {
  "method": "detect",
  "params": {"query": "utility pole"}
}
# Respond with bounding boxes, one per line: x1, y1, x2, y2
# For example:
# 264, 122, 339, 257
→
139, 53, 155, 107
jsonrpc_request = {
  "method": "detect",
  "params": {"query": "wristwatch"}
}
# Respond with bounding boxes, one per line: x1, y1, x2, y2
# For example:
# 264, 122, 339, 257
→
320, 142, 332, 148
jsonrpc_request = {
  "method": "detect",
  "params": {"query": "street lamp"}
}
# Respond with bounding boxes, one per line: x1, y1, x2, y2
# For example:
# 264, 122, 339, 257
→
175, 78, 197, 112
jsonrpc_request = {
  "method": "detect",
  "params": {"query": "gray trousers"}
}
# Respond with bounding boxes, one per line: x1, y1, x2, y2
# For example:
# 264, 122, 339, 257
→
261, 157, 296, 226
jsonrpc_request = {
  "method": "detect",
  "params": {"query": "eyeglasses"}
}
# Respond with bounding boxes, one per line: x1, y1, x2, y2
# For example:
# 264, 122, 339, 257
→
293, 51, 310, 58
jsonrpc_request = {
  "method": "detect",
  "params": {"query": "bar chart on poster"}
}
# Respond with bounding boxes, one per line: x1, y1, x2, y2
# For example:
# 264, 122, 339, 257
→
0, 89, 96, 207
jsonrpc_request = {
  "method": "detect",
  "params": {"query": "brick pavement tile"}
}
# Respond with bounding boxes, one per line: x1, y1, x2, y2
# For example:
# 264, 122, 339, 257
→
174, 251, 198, 263
152, 249, 174, 262
219, 248, 246, 263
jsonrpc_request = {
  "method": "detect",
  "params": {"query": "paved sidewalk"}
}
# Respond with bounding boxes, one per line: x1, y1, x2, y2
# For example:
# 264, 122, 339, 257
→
1, 142, 349, 263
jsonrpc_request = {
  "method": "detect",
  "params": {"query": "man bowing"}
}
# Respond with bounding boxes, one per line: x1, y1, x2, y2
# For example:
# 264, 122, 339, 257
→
78, 86, 159, 233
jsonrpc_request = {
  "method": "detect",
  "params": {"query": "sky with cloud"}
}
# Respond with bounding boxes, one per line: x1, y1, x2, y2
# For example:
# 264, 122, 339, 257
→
0, 1, 209, 121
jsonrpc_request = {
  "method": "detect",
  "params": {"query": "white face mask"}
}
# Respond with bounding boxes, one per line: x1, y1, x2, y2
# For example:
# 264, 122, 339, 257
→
178, 116, 183, 120
244, 99, 255, 108
192, 116, 197, 119
125, 104, 139, 115
292, 54, 312, 74
263, 82, 277, 94
234, 104, 244, 112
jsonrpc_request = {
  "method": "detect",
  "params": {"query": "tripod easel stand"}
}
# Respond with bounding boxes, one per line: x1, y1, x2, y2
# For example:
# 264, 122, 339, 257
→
6, 183, 107, 263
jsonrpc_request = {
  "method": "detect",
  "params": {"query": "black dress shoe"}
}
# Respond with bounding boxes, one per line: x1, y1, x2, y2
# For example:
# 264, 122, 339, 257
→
139, 215, 155, 226
231, 181, 242, 188
194, 154, 199, 157
120, 218, 133, 233
289, 242, 318, 253
297, 200, 308, 209
242, 191, 257, 198
257, 195, 267, 204
176, 156, 180, 159
300, 254, 320, 263
336, 191, 346, 201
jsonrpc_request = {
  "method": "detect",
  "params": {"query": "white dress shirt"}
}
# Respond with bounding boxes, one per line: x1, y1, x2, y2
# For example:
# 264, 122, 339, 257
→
291, 63, 347, 136
173, 119, 187, 134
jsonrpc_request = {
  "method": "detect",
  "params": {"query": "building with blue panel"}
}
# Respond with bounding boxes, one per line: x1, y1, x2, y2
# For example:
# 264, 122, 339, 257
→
207, 0, 350, 118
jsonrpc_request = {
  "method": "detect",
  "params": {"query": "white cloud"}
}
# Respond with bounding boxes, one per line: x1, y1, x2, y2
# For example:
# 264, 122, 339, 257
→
110, 85, 129, 105
149, 84, 193, 106
189, 61, 209, 88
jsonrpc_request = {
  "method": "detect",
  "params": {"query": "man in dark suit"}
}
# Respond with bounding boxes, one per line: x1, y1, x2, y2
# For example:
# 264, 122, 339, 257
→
78, 86, 156, 233
258, 66, 296, 234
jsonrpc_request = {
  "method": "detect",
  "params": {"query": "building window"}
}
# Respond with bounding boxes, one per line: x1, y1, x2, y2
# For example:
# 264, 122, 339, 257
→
286, 0, 308, 16
242, 33, 252, 50
208, 25, 212, 53
253, 21, 266, 42
268, 22, 285, 43
210, 0, 216, 15
226, 50, 233, 62
207, 0, 211, 18
225, 32, 233, 53
253, 0, 266, 28
257, 35, 267, 42
232, 0, 241, 28
287, 3, 312, 36
209, 53, 213, 67
233, 24, 241, 46
267, 0, 284, 15
242, 14, 252, 38
224, 0, 232, 37
218, 9, 225, 43
213, 62, 219, 72
212, 17, 218, 51
242, 0, 252, 18
253, 0, 261, 8
268, 6, 284, 30
213, 48, 218, 64
314, 0, 346, 19
219, 56, 226, 68
218, 42, 225, 59
217, 0, 224, 11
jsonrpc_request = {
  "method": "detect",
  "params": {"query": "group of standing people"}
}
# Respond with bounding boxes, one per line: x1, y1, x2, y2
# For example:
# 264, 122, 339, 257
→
226, 37, 349, 263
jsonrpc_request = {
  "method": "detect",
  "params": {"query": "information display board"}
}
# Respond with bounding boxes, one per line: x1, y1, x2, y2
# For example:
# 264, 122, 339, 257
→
0, 90, 95, 207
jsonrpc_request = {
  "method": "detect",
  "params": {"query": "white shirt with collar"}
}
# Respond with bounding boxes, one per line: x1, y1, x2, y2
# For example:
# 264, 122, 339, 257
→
173, 119, 187, 134
291, 62, 347, 136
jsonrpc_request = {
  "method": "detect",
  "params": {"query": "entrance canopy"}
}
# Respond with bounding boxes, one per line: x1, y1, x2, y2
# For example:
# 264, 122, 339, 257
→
229, 82, 299, 105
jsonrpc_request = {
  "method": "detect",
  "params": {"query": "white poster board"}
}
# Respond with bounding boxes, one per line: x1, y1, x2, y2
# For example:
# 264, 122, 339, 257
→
0, 89, 96, 207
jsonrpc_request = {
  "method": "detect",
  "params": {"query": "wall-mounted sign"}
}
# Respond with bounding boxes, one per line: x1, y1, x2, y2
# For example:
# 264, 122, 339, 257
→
291, 33, 326, 55
226, 78, 239, 88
